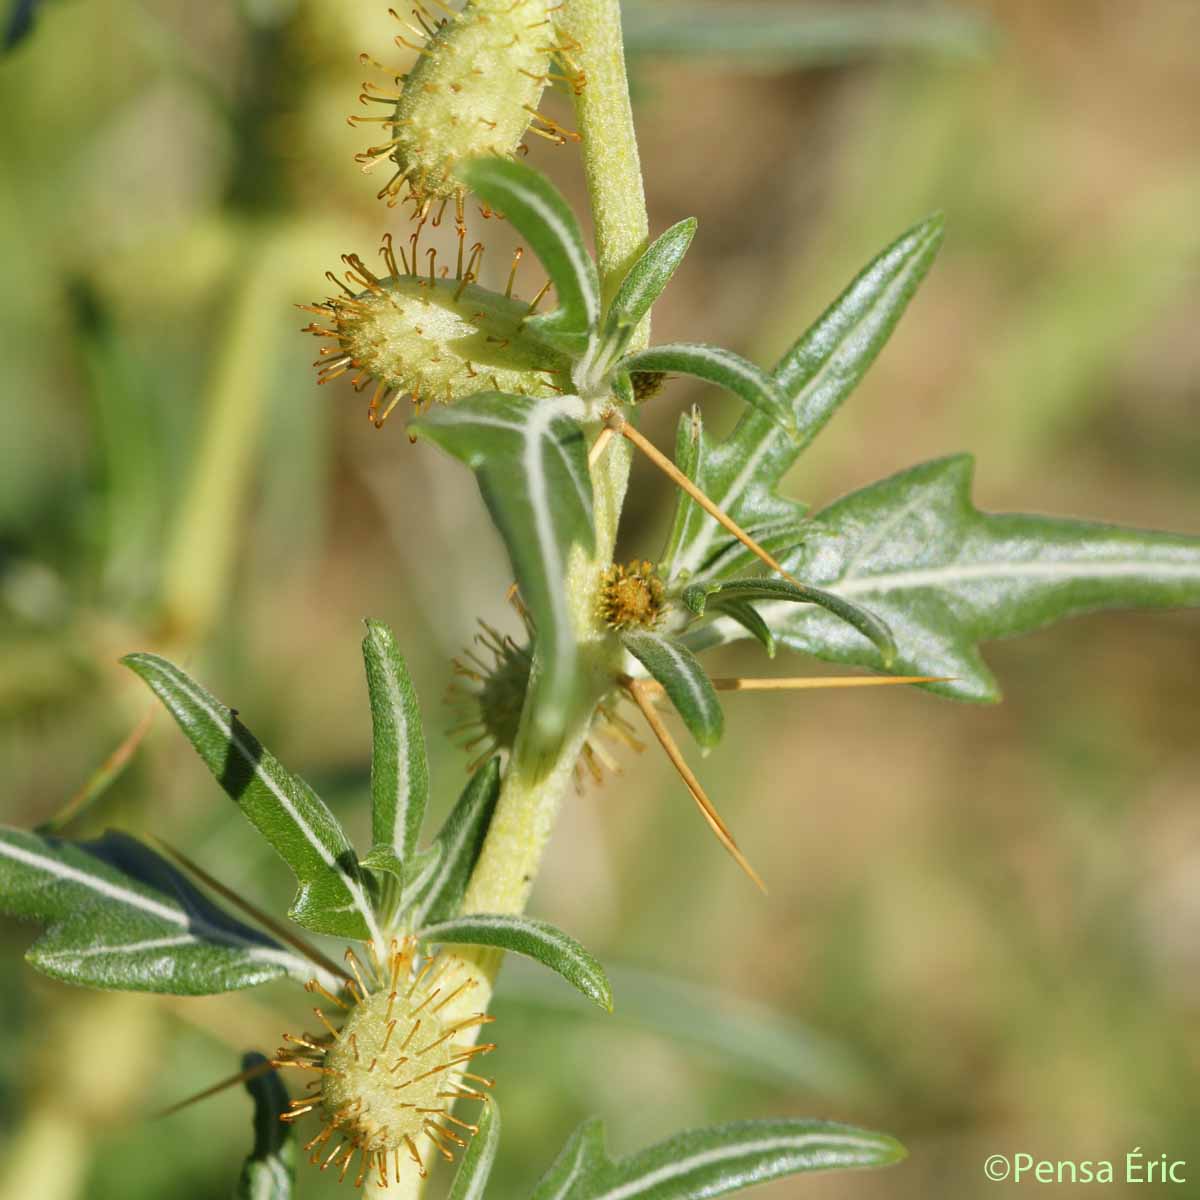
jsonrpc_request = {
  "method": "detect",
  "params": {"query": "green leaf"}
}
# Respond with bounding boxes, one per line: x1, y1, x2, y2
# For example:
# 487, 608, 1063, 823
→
0, 828, 314, 995
708, 598, 775, 658
530, 1117, 905, 1200
123, 654, 381, 944
236, 1053, 295, 1200
411, 394, 595, 744
457, 157, 600, 350
420, 912, 612, 1012
621, 343, 796, 437
621, 631, 723, 749
405, 758, 501, 928
448, 1099, 501, 1200
360, 619, 429, 877
604, 218, 697, 344
683, 578, 897, 668
664, 215, 944, 583
623, 3, 993, 66
685, 455, 1200, 700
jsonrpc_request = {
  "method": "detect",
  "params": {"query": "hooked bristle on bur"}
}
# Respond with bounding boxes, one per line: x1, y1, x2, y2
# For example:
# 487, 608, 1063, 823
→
302, 231, 565, 427
353, 0, 584, 214
274, 938, 495, 1188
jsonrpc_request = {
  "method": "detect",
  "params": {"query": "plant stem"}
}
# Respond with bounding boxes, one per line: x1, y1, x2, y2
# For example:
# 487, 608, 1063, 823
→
558, 0, 650, 306
367, 8, 646, 1196
453, 0, 647, 993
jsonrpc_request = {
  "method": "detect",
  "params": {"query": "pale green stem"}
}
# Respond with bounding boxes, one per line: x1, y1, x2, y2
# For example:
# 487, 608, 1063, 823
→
558, 0, 650, 308
452, 0, 648, 996
367, 5, 646, 1195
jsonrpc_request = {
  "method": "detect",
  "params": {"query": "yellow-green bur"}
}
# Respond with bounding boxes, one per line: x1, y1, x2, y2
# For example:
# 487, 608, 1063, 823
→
328, 274, 566, 414
321, 987, 454, 1151
383, 0, 554, 204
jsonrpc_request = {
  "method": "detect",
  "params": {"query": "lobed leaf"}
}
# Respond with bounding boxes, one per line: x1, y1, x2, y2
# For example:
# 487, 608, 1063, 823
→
235, 1053, 295, 1200
420, 912, 612, 1011
621, 631, 723, 749
604, 218, 697, 347
123, 654, 380, 944
0, 828, 313, 995
621, 343, 796, 437
664, 215, 944, 583
457, 157, 600, 350
683, 578, 897, 667
530, 1116, 905, 1200
405, 758, 501, 928
411, 394, 595, 744
360, 619, 429, 878
685, 454, 1200, 700
448, 1099, 501, 1200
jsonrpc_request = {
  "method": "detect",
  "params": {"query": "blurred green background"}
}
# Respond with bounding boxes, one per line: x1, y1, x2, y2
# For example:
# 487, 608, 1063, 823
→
2, 0, 1198, 1196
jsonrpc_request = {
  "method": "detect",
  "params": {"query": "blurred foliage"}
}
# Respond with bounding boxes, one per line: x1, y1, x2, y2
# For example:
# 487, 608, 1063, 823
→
1, 0, 1198, 1197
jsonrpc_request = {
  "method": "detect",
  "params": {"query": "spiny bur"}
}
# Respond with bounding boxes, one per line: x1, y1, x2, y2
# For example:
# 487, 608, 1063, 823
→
302, 232, 566, 427
447, 610, 644, 785
275, 940, 495, 1188
353, 0, 584, 216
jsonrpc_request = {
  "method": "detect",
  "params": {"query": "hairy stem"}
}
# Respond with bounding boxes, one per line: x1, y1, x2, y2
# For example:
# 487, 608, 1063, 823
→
453, 0, 647, 993
558, 0, 650, 305
367, 9, 647, 1196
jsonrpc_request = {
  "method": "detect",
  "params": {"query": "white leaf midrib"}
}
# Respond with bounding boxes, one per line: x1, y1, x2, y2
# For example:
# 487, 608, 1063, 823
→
672, 235, 935, 579
0, 839, 320, 982
592, 1132, 887, 1200
153, 662, 383, 948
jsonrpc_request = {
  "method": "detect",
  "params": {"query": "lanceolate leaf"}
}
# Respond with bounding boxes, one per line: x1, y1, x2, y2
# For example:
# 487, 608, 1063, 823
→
457, 158, 600, 350
714, 598, 776, 658
604, 218, 697, 345
236, 1054, 295, 1200
621, 631, 723, 749
420, 912, 613, 1012
665, 215, 945, 583
683, 578, 897, 668
686, 455, 1200, 700
406, 758, 501, 928
530, 1117, 905, 1200
0, 828, 313, 995
361, 619, 429, 877
123, 654, 381, 944
448, 1098, 501, 1200
622, 344, 796, 437
411, 394, 595, 744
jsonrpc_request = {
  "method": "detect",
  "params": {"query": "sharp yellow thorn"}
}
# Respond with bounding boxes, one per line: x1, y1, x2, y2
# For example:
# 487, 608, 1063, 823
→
588, 426, 615, 469
150, 838, 353, 986
153, 1059, 276, 1120
643, 675, 952, 694
609, 414, 803, 592
621, 676, 766, 894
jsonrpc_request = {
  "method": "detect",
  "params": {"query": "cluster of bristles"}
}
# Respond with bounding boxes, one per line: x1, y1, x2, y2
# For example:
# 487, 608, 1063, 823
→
300, 229, 560, 427
273, 938, 495, 1189
598, 560, 666, 631
351, 0, 584, 216
447, 594, 644, 784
